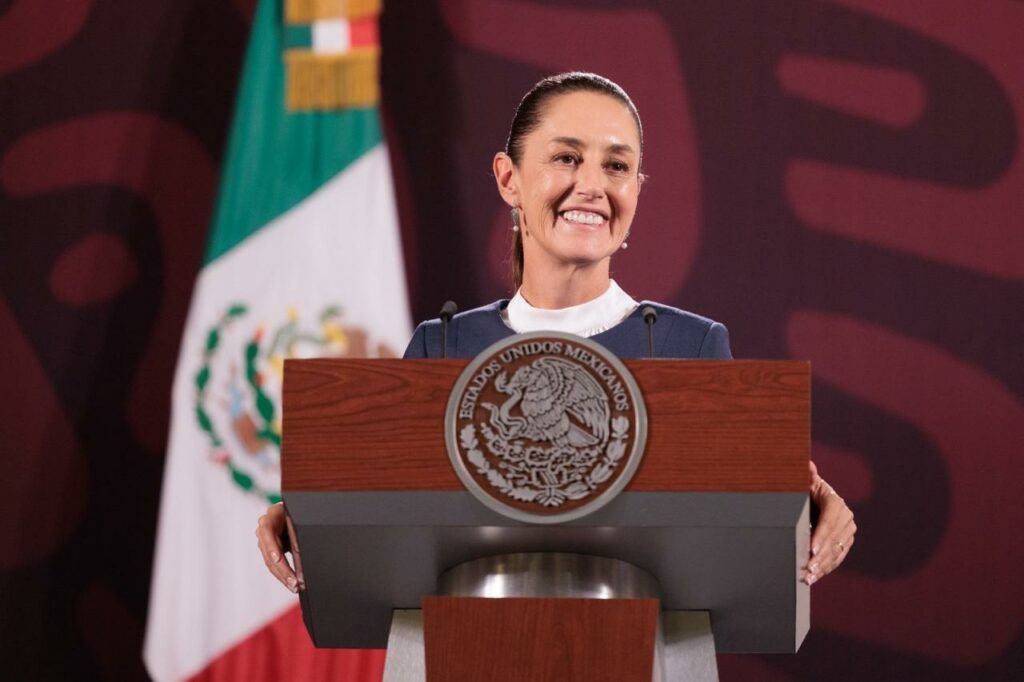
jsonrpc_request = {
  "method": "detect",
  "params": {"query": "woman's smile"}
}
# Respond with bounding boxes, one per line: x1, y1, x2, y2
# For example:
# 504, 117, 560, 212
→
558, 209, 608, 227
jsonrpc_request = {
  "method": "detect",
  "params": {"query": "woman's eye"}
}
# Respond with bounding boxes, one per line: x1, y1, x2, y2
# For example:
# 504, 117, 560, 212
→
607, 160, 629, 173
554, 154, 578, 165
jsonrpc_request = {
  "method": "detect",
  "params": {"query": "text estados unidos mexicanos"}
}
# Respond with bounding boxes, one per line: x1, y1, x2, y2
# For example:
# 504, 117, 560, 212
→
457, 340, 630, 419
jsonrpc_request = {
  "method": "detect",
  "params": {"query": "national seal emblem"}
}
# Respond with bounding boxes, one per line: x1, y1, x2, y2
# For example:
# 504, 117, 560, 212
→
445, 332, 647, 524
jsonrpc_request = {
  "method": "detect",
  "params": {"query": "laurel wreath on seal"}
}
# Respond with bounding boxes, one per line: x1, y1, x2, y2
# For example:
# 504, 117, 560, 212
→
459, 415, 631, 508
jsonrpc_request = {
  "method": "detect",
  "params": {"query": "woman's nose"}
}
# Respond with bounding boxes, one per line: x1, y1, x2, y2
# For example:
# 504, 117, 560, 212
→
575, 163, 606, 198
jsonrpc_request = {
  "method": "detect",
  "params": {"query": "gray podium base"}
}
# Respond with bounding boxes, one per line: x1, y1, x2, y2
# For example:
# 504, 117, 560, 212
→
382, 610, 425, 682
657, 611, 719, 682
381, 609, 719, 682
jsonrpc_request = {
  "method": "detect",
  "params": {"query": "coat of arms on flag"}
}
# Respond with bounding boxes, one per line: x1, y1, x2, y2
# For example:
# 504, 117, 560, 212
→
193, 303, 398, 504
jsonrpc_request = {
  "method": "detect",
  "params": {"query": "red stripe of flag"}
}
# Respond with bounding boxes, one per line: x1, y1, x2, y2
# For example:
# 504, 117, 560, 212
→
187, 606, 386, 682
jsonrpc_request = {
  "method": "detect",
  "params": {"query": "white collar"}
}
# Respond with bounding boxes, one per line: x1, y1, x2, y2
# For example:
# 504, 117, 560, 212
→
505, 279, 639, 337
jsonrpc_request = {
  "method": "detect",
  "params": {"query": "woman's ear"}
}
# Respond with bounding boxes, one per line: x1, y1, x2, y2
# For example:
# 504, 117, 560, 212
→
493, 152, 518, 208
638, 172, 648, 192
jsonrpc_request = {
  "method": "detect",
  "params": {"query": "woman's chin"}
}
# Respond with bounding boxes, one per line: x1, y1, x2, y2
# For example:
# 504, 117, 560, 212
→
559, 246, 618, 268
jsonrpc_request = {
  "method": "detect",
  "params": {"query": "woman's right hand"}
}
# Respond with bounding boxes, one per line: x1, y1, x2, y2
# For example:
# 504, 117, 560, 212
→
256, 502, 303, 593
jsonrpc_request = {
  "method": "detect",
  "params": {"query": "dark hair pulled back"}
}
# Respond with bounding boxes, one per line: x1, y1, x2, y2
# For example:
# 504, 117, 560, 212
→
505, 72, 643, 289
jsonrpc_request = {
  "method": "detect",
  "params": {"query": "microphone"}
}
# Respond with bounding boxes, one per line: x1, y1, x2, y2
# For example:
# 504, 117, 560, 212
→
641, 306, 658, 358
439, 300, 458, 359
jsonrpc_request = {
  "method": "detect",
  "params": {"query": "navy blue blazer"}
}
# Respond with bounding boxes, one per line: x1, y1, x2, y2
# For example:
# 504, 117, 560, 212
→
402, 300, 732, 360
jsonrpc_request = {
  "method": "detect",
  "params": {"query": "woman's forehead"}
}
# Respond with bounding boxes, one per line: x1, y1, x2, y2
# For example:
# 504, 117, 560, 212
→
532, 91, 640, 149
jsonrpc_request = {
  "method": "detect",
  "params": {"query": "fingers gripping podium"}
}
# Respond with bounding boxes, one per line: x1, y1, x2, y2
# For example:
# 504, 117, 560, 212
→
281, 336, 810, 681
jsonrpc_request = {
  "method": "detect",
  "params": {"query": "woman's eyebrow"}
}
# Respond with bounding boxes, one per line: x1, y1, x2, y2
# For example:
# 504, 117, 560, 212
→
550, 136, 584, 148
549, 137, 636, 156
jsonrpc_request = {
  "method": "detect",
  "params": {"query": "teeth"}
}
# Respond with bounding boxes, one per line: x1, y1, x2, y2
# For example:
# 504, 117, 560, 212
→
560, 210, 605, 225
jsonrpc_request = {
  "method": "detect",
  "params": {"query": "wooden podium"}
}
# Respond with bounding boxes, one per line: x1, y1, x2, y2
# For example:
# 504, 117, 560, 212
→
282, 358, 810, 681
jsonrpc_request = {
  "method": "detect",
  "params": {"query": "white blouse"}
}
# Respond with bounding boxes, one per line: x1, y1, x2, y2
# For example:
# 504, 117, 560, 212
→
504, 280, 639, 338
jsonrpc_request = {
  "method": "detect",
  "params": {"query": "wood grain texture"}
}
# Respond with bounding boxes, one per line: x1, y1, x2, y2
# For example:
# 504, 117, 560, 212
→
421, 596, 658, 682
282, 359, 809, 492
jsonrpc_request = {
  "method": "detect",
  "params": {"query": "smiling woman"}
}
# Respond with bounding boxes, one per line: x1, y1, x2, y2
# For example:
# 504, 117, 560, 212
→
498, 73, 643, 300
496, 89, 641, 308
255, 71, 856, 593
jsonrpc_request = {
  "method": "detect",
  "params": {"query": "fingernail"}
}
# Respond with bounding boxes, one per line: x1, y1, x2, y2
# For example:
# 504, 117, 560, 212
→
809, 562, 819, 574
270, 551, 281, 563
287, 577, 298, 592
812, 544, 820, 556
806, 573, 816, 585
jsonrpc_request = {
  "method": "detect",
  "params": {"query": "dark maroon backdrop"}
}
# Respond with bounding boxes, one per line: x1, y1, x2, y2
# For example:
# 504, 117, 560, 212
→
2, 0, 1021, 680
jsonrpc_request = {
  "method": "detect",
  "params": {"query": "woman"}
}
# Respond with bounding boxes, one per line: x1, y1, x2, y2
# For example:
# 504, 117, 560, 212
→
257, 72, 855, 592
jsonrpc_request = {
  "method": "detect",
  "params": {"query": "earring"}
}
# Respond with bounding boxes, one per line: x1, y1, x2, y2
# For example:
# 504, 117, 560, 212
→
620, 242, 628, 250
511, 207, 521, 232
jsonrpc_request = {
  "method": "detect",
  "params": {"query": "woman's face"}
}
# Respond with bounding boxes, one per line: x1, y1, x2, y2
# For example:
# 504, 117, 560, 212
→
503, 91, 642, 273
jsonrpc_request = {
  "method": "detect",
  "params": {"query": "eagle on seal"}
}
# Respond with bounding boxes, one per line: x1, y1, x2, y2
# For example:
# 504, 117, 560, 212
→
483, 356, 610, 448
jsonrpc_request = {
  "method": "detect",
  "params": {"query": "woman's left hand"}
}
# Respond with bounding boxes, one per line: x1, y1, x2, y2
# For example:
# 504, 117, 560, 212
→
804, 460, 856, 585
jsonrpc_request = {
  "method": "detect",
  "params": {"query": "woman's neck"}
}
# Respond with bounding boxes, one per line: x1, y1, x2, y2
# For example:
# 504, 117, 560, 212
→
519, 263, 611, 309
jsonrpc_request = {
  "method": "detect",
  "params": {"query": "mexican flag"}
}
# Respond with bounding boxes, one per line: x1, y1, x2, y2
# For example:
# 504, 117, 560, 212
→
144, 1, 407, 679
